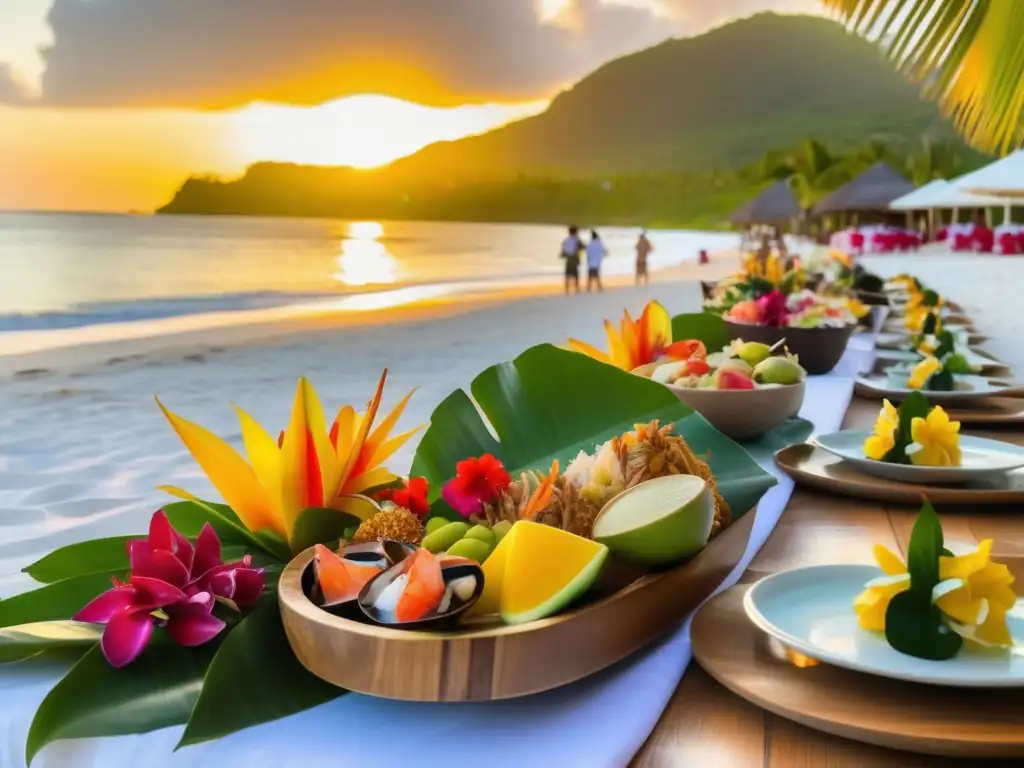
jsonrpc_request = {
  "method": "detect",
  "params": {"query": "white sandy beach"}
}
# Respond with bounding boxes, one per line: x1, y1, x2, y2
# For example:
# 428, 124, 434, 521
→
0, 247, 1021, 602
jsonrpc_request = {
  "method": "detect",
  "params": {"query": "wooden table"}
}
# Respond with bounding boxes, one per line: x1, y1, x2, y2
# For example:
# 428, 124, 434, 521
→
633, 394, 1024, 767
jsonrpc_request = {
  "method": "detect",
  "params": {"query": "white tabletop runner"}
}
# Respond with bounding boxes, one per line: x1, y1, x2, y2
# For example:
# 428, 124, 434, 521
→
1, 336, 877, 768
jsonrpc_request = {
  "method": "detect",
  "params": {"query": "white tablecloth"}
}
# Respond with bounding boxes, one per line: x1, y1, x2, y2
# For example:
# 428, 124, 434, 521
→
2, 338, 877, 768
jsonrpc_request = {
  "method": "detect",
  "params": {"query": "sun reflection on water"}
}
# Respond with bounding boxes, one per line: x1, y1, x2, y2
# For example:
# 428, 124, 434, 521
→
335, 221, 398, 287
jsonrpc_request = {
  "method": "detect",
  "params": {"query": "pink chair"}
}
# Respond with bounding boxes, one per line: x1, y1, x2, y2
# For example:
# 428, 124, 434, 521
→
998, 232, 1019, 255
973, 227, 994, 253
850, 232, 865, 254
936, 227, 949, 242
952, 233, 972, 251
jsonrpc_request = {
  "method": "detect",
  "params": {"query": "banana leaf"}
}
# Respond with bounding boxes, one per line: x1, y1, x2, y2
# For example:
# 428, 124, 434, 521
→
670, 312, 729, 352
411, 344, 776, 519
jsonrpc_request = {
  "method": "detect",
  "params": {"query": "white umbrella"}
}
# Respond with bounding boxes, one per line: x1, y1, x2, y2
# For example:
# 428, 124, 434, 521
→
954, 149, 1024, 198
889, 179, 949, 210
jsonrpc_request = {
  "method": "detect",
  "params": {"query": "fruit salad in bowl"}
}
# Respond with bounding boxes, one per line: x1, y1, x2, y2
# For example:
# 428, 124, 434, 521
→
634, 341, 807, 441
639, 340, 806, 391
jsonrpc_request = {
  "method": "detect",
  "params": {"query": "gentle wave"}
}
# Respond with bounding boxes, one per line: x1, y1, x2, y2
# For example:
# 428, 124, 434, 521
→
0, 272, 561, 333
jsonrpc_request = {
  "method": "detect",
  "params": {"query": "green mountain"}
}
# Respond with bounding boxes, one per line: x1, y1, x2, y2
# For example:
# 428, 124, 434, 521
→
159, 13, 971, 225
385, 12, 951, 179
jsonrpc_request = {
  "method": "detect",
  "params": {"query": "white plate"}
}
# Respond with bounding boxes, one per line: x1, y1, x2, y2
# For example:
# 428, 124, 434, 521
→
875, 331, 909, 349
856, 374, 1012, 403
875, 348, 1006, 371
744, 564, 1024, 688
813, 430, 1024, 483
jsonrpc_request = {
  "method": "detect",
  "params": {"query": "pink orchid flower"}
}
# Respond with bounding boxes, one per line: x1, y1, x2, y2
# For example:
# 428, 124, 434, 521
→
128, 510, 265, 609
74, 576, 225, 668
75, 510, 265, 667
755, 291, 790, 328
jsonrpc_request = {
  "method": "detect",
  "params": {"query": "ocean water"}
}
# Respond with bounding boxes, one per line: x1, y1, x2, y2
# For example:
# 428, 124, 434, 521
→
0, 213, 738, 333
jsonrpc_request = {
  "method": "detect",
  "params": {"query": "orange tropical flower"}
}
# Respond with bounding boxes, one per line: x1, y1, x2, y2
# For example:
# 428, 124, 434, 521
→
157, 371, 422, 547
568, 300, 706, 371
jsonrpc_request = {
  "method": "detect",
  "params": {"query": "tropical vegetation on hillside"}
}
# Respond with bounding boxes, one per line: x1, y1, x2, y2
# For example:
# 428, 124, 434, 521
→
158, 12, 996, 228
160, 136, 983, 230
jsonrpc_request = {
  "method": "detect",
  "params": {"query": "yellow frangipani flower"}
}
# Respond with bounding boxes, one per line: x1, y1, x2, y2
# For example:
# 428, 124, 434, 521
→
905, 307, 942, 334
907, 407, 962, 467
830, 249, 853, 268
864, 399, 899, 460
845, 297, 869, 319
853, 544, 910, 631
907, 356, 942, 389
157, 371, 422, 547
934, 539, 1017, 648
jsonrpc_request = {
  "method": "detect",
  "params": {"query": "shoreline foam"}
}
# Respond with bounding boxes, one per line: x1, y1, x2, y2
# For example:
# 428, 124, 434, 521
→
0, 250, 738, 377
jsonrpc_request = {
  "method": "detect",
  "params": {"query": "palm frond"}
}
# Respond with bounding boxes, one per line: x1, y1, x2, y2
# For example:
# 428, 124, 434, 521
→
824, 0, 1024, 155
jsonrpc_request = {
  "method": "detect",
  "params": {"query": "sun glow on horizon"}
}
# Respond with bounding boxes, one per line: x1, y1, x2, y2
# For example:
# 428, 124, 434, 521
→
233, 94, 548, 169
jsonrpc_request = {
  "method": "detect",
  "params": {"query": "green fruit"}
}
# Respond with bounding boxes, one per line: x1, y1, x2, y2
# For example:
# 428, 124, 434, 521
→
465, 525, 496, 545
592, 475, 713, 566
736, 341, 771, 367
425, 517, 449, 536
446, 537, 494, 564
753, 356, 805, 386
422, 521, 470, 554
491, 520, 513, 543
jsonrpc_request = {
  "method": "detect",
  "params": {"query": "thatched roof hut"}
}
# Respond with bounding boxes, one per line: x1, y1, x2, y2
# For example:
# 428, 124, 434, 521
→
729, 180, 801, 226
812, 162, 914, 216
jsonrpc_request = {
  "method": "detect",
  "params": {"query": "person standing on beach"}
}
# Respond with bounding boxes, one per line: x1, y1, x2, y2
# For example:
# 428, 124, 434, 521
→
560, 226, 583, 294
635, 230, 652, 285
586, 230, 607, 293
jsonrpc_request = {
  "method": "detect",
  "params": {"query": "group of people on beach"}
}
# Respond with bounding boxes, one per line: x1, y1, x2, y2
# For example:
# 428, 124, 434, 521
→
559, 226, 655, 294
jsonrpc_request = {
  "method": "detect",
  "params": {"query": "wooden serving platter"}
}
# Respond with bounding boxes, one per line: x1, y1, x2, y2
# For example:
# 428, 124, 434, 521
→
946, 397, 1024, 425
691, 585, 1024, 759
278, 510, 755, 702
774, 443, 1024, 506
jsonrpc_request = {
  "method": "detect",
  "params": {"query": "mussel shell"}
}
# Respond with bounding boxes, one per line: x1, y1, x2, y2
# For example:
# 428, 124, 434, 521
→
340, 539, 417, 568
357, 557, 485, 631
306, 539, 417, 614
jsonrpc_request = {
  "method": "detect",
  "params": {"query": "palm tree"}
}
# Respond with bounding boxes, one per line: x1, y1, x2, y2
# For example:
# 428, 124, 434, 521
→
824, 1, 1024, 155
905, 137, 966, 184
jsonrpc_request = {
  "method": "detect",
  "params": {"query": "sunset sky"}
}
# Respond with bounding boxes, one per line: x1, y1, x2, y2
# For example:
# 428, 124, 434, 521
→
0, 0, 822, 212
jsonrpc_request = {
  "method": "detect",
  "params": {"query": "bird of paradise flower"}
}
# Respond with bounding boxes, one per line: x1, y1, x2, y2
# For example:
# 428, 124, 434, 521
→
156, 370, 422, 550
568, 300, 706, 371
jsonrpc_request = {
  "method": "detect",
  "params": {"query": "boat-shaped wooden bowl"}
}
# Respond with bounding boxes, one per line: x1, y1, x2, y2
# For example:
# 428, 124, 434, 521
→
278, 510, 755, 702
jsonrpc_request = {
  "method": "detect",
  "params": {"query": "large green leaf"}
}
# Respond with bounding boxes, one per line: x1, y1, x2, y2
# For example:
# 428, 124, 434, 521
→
411, 344, 776, 519
0, 573, 118, 630
165, 499, 290, 562
742, 417, 814, 459
23, 537, 135, 584
289, 504, 370, 553
177, 600, 343, 748
670, 312, 729, 352
26, 643, 214, 765
22, 505, 279, 585
0, 621, 103, 663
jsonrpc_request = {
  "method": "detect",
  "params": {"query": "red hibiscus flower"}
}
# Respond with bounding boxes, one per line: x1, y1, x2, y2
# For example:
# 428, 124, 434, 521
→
441, 454, 512, 518
375, 477, 431, 519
